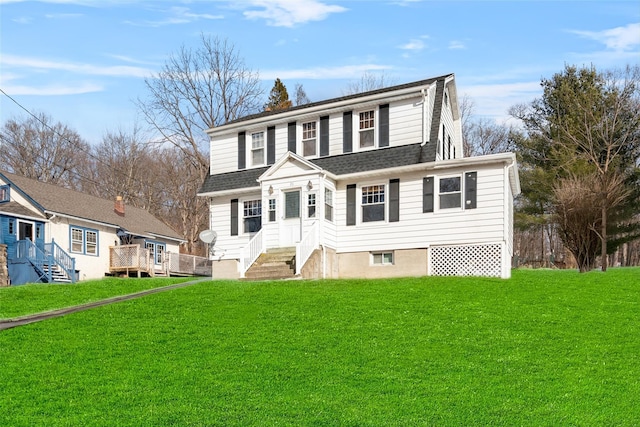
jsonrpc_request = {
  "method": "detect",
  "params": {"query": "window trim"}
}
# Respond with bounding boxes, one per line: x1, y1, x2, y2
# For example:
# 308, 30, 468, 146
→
69, 225, 99, 256
324, 188, 334, 222
371, 251, 394, 266
357, 109, 376, 150
361, 184, 386, 223
242, 199, 262, 234
251, 131, 265, 166
301, 120, 318, 158
145, 240, 166, 265
438, 175, 462, 210
307, 192, 316, 218
0, 185, 9, 203
268, 198, 276, 222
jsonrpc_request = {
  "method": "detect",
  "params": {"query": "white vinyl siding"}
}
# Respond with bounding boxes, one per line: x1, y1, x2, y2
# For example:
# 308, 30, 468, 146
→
334, 167, 507, 254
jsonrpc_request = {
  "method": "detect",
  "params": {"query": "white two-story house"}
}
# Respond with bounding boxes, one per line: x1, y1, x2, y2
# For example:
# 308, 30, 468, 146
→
198, 74, 520, 279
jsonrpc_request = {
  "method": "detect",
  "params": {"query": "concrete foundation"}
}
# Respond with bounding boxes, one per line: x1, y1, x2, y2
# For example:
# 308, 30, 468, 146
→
338, 248, 428, 279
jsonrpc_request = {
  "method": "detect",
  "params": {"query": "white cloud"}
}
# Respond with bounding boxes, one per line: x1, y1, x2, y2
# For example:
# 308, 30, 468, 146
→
399, 38, 425, 51
570, 22, 640, 52
448, 40, 465, 50
1, 83, 103, 96
242, 0, 347, 27
262, 64, 391, 80
459, 81, 542, 119
124, 6, 223, 27
1, 54, 152, 78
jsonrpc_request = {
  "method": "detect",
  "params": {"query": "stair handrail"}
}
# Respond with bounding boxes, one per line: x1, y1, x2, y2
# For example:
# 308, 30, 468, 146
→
239, 228, 264, 278
296, 221, 319, 275
44, 239, 76, 283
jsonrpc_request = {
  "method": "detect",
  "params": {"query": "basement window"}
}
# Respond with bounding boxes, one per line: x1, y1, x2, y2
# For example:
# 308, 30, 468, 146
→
372, 252, 394, 265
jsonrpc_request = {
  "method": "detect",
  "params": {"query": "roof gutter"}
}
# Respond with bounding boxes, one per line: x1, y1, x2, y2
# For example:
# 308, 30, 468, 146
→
43, 210, 120, 229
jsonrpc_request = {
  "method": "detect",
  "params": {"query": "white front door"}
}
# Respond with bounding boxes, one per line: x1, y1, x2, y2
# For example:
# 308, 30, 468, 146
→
280, 189, 301, 247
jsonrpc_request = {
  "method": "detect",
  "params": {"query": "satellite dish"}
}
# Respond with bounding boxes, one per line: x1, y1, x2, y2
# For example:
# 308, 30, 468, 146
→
199, 230, 218, 245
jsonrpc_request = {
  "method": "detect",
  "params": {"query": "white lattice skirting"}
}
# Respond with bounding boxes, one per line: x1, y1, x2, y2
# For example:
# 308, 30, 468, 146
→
430, 243, 503, 278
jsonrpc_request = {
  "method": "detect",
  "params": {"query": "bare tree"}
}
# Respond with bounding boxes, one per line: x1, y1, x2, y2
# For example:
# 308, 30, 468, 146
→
343, 72, 394, 95
0, 112, 90, 187
294, 83, 311, 106
465, 118, 514, 156
135, 34, 263, 253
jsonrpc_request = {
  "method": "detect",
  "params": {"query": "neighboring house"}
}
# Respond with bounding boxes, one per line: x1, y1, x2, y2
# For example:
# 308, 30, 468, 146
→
0, 171, 184, 285
198, 74, 520, 279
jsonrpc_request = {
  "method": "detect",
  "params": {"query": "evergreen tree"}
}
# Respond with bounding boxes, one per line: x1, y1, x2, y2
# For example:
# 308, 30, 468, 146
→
511, 65, 640, 272
264, 78, 292, 111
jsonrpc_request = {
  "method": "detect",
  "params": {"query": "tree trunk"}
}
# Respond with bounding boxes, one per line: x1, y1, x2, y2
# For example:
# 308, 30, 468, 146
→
601, 204, 607, 272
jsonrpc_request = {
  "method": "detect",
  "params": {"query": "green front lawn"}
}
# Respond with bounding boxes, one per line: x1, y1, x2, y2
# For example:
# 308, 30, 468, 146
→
1, 268, 638, 426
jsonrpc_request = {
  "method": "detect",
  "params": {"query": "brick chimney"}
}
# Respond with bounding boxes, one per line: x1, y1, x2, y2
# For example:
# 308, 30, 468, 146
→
114, 196, 125, 216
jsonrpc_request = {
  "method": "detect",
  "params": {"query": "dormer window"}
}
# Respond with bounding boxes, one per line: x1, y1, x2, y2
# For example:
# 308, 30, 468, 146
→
302, 121, 317, 157
359, 110, 375, 148
251, 132, 265, 166
0, 185, 9, 203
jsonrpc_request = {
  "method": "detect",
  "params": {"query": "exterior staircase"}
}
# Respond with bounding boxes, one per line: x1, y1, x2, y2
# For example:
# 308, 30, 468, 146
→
42, 263, 72, 283
244, 247, 297, 281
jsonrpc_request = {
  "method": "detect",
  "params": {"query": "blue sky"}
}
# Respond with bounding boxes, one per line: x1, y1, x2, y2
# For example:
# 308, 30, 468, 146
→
1, 0, 639, 144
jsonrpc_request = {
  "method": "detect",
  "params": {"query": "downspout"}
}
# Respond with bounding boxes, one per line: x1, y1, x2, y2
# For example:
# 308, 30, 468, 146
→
503, 161, 516, 278
420, 88, 428, 146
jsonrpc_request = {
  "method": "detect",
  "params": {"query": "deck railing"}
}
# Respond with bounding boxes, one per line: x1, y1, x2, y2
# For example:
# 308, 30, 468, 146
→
296, 221, 319, 275
239, 228, 264, 278
109, 244, 153, 276
167, 252, 211, 276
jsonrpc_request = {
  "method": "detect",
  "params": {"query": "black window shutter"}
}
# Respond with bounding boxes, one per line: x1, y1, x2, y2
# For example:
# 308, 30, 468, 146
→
423, 177, 434, 213
379, 104, 389, 147
237, 132, 246, 170
465, 171, 477, 209
343, 111, 352, 153
346, 184, 356, 226
389, 178, 399, 222
230, 199, 239, 236
287, 122, 296, 153
267, 126, 276, 165
320, 115, 329, 157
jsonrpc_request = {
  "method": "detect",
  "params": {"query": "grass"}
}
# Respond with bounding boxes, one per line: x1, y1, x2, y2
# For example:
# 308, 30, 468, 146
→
0, 268, 638, 426
0, 277, 194, 319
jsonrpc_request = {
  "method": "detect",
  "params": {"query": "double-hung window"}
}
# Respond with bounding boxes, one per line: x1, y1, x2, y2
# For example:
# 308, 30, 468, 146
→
439, 176, 462, 209
251, 132, 265, 166
302, 121, 317, 157
359, 110, 375, 148
70, 226, 98, 255
324, 188, 333, 222
362, 185, 385, 222
243, 200, 262, 233
268, 198, 276, 222
307, 193, 316, 218
146, 241, 166, 265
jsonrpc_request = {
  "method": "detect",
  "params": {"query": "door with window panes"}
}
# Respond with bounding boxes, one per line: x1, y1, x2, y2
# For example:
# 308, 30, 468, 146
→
280, 190, 302, 246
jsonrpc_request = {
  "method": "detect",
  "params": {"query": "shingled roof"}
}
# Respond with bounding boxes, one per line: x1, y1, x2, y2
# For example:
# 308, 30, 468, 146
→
1, 171, 182, 241
198, 143, 432, 194
222, 74, 453, 127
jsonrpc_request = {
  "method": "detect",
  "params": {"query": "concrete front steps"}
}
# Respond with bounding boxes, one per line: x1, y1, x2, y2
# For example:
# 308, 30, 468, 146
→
244, 247, 297, 281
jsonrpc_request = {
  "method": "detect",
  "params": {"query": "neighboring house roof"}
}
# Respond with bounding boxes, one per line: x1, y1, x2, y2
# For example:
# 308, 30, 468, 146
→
199, 143, 431, 194
0, 171, 183, 241
0, 201, 46, 220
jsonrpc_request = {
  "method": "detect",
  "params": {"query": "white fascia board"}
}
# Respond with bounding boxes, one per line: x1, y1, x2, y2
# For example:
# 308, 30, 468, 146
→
147, 233, 185, 243
0, 210, 46, 222
197, 186, 260, 198
206, 85, 432, 136
44, 210, 120, 229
